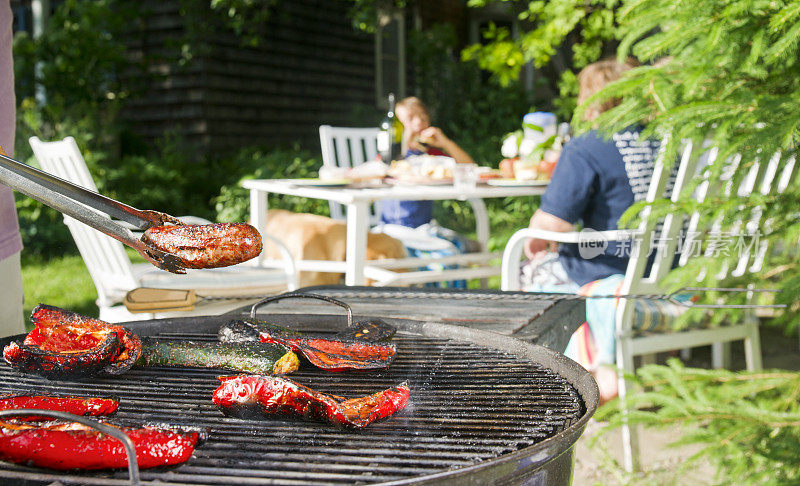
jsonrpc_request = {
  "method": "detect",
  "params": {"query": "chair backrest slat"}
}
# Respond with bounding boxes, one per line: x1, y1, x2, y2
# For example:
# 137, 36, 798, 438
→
618, 139, 794, 333
29, 136, 137, 306
644, 141, 703, 285
318, 125, 382, 224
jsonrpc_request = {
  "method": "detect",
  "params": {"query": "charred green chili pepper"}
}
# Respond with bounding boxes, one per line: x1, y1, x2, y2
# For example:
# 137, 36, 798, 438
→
136, 338, 299, 374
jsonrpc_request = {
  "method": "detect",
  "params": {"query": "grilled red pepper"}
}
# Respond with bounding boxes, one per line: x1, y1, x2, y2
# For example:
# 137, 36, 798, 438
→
3, 305, 142, 378
213, 375, 410, 428
0, 394, 119, 420
30, 304, 142, 375
219, 319, 397, 372
0, 419, 201, 470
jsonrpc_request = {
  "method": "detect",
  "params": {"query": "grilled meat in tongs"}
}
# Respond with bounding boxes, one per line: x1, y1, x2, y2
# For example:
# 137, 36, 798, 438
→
0, 149, 261, 273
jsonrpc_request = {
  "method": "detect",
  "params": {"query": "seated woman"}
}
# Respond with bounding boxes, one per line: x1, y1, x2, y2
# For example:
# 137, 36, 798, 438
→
380, 96, 475, 228
377, 97, 476, 287
522, 57, 661, 402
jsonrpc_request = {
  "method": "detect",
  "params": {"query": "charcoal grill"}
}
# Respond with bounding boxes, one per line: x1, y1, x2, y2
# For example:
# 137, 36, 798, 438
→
0, 290, 597, 485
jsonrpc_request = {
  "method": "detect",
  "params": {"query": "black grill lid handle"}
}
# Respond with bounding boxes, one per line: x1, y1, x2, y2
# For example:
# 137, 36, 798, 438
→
250, 292, 353, 328
0, 409, 140, 486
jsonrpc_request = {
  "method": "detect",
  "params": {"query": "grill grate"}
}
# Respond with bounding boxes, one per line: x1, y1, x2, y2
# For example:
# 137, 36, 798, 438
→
0, 331, 585, 485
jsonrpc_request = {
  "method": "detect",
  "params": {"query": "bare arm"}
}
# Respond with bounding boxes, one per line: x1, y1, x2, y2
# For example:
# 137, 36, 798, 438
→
419, 126, 476, 165
524, 209, 574, 259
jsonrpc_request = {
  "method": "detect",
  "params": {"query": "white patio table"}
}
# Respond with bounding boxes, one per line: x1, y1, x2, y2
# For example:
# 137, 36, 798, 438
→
242, 179, 548, 286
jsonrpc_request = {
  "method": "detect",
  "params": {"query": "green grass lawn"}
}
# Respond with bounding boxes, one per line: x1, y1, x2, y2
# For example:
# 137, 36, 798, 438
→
21, 252, 99, 327
18, 241, 508, 329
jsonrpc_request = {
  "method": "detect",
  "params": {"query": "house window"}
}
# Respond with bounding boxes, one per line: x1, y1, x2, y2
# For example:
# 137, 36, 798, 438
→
375, 9, 405, 108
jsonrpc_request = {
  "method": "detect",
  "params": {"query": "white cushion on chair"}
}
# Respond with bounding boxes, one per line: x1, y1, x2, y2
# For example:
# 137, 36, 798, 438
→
374, 224, 456, 252
631, 298, 690, 334
134, 263, 289, 297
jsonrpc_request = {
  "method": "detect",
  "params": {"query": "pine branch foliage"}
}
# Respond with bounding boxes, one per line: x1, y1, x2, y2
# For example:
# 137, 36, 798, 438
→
596, 359, 800, 484
462, 0, 621, 86
464, 0, 800, 480
584, 0, 800, 332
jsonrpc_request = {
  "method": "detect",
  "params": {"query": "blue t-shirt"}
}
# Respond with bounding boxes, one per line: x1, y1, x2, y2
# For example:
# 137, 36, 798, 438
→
540, 127, 660, 286
380, 147, 444, 228
379, 199, 433, 228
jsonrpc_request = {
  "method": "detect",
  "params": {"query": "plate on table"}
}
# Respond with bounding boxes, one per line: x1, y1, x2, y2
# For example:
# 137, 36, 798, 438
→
486, 178, 549, 187
288, 178, 353, 187
387, 176, 453, 186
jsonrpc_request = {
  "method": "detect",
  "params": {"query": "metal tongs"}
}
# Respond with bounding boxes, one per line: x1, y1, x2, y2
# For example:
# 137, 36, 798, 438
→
0, 151, 187, 273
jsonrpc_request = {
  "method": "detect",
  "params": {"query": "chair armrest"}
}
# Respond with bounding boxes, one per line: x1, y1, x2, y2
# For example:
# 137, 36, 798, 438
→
500, 227, 635, 291
259, 232, 299, 291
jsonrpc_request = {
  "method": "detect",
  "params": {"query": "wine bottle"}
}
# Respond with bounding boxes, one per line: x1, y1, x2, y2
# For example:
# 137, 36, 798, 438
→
378, 93, 404, 162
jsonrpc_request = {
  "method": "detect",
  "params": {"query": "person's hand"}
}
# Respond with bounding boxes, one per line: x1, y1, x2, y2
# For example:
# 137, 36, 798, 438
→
524, 237, 557, 260
523, 210, 562, 260
418, 126, 451, 150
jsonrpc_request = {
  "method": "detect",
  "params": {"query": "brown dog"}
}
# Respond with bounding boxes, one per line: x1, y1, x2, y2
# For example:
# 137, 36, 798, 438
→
262, 209, 407, 287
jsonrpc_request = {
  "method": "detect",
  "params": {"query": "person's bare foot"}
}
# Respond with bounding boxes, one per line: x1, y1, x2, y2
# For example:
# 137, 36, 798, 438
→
592, 365, 619, 406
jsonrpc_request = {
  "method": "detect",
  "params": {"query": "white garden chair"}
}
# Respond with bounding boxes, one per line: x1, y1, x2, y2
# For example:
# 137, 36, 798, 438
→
501, 138, 794, 471
319, 125, 383, 225
318, 125, 499, 286
29, 136, 298, 322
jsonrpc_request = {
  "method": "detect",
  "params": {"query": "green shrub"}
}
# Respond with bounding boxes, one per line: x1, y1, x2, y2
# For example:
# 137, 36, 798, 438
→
214, 145, 330, 223
101, 133, 220, 221
409, 23, 540, 240
12, 0, 134, 257
408, 23, 537, 166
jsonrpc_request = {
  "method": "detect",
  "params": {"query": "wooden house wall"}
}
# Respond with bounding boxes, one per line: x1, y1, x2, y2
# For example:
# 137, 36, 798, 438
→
122, 2, 206, 149
123, 0, 378, 155
417, 0, 469, 46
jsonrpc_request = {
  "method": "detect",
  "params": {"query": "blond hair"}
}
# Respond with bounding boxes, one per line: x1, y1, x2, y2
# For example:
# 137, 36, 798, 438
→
577, 57, 639, 121
396, 96, 430, 117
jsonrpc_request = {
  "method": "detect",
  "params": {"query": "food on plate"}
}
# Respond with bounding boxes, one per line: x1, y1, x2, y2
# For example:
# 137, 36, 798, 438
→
500, 154, 558, 181
324, 159, 390, 183
218, 319, 397, 372
499, 157, 517, 179
141, 223, 263, 269
475, 166, 504, 181
136, 338, 299, 375
0, 394, 119, 420
537, 158, 557, 179
213, 375, 410, 428
388, 154, 455, 182
0, 419, 203, 470
3, 304, 142, 379
513, 159, 540, 181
